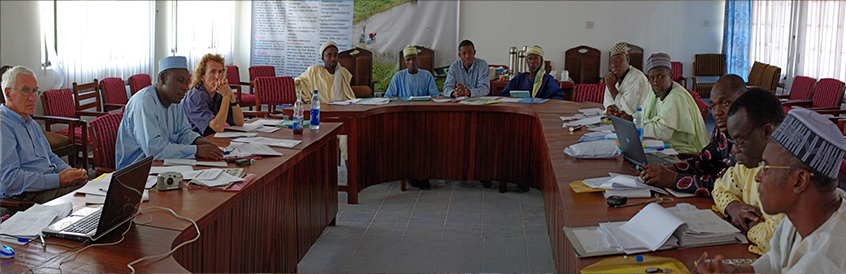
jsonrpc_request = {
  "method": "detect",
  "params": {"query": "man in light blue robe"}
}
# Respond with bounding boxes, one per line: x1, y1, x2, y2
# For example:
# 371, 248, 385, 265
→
384, 45, 440, 98
115, 56, 223, 169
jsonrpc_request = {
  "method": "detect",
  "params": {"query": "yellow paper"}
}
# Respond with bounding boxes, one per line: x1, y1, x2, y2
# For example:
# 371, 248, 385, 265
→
581, 255, 690, 274
569, 181, 608, 193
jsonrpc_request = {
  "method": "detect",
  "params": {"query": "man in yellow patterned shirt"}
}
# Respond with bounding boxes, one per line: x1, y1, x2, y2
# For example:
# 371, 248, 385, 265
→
711, 88, 784, 255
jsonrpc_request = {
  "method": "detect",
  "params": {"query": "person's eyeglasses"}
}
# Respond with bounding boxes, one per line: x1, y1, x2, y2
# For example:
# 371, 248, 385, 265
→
757, 161, 813, 176
647, 74, 669, 83
10, 87, 42, 97
727, 124, 762, 146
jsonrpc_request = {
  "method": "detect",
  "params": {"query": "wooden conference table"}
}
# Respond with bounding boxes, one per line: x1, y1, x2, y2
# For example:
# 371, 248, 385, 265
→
2, 123, 342, 273
3, 99, 756, 273
306, 99, 756, 273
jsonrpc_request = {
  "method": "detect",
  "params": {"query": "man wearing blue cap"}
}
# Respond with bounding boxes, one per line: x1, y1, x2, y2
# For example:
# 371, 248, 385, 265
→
640, 53, 708, 154
695, 108, 846, 273
115, 56, 223, 169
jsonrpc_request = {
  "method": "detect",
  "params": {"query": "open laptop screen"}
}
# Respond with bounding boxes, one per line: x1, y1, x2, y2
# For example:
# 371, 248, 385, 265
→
93, 156, 153, 240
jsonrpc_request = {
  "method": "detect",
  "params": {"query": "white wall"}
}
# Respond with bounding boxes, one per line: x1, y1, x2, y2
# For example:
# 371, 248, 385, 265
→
1, 1, 53, 115
458, 1, 725, 79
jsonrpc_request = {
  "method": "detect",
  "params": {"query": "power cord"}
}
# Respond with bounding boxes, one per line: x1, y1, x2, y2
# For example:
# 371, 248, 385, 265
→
125, 206, 200, 274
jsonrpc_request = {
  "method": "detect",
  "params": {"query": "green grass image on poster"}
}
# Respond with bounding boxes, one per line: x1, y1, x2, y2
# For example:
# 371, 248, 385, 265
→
354, 0, 407, 24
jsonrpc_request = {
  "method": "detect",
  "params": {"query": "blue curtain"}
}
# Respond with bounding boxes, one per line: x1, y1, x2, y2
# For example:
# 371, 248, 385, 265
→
722, 1, 752, 81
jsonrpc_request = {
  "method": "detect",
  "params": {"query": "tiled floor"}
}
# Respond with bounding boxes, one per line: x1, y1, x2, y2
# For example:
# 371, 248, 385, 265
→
297, 180, 555, 273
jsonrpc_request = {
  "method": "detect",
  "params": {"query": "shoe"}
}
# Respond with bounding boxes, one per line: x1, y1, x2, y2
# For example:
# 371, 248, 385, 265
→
516, 184, 530, 192
409, 179, 431, 190
480, 180, 493, 188
419, 179, 431, 190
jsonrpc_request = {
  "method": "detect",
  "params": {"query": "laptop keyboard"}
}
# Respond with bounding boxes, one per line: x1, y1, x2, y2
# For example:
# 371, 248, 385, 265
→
64, 209, 102, 234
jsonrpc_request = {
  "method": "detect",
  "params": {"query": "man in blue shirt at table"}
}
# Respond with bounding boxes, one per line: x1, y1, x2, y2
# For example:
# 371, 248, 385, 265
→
0, 66, 88, 206
500, 45, 565, 100
444, 40, 489, 98
384, 45, 440, 98
115, 56, 223, 169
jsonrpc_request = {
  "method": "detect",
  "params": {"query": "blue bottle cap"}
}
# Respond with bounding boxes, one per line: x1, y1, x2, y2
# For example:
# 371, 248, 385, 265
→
635, 255, 643, 262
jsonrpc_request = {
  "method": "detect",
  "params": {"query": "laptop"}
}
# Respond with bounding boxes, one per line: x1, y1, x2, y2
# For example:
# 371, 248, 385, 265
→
43, 156, 153, 242
609, 116, 680, 167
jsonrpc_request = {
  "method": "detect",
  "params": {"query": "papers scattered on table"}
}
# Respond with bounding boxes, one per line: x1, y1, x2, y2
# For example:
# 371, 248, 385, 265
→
510, 90, 530, 98
231, 136, 302, 148
358, 98, 390, 105
254, 118, 284, 126
564, 140, 621, 159
328, 98, 362, 105
226, 121, 263, 132
185, 169, 245, 188
496, 97, 523, 103
580, 173, 667, 195
163, 159, 228, 167
515, 98, 548, 104
563, 116, 602, 127
577, 131, 618, 143
223, 142, 283, 157
150, 165, 195, 175
254, 126, 281, 133
603, 188, 652, 198
578, 108, 605, 117
432, 98, 456, 103
459, 98, 500, 105
0, 203, 72, 243
214, 132, 258, 138
479, 96, 500, 100
403, 96, 431, 101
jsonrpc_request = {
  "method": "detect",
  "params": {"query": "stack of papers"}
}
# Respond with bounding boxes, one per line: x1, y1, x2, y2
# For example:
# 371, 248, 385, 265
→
432, 98, 456, 103
150, 165, 194, 174
497, 97, 523, 103
226, 121, 263, 132
231, 136, 302, 148
578, 108, 605, 117
596, 203, 739, 254
459, 98, 500, 105
214, 132, 258, 138
78, 175, 155, 204
563, 116, 602, 127
328, 98, 362, 105
253, 118, 284, 126
515, 98, 548, 104
163, 159, 228, 167
226, 121, 281, 132
358, 98, 390, 105
223, 142, 283, 157
183, 168, 245, 188
0, 203, 72, 244
403, 96, 431, 101
580, 173, 668, 195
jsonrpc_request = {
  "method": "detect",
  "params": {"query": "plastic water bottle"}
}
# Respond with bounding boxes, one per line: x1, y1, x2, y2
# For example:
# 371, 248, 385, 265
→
309, 90, 320, 130
633, 107, 644, 143
292, 94, 304, 134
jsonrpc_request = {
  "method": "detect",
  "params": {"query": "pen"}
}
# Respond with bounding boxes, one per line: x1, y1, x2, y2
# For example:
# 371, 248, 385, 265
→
99, 188, 108, 193
39, 234, 45, 247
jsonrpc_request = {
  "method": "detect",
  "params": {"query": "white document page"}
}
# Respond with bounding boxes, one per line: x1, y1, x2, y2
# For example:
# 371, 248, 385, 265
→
0, 203, 73, 237
213, 132, 258, 138
618, 203, 687, 251
149, 165, 194, 175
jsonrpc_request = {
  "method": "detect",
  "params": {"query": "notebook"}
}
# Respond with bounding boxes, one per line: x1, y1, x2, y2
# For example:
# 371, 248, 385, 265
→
609, 115, 680, 167
42, 156, 153, 242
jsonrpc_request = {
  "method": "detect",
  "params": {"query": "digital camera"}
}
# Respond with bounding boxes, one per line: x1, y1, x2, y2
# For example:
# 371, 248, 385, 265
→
156, 171, 183, 191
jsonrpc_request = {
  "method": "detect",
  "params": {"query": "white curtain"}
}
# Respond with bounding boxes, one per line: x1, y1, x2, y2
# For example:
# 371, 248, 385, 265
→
796, 1, 846, 80
174, 1, 236, 70
750, 1, 794, 74
48, 1, 155, 88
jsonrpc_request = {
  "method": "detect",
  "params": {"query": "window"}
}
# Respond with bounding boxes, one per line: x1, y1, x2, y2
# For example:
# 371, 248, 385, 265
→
751, 1, 846, 85
41, 1, 155, 88
173, 1, 236, 69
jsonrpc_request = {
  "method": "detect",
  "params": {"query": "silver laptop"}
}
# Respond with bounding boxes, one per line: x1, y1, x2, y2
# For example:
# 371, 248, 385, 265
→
43, 156, 153, 242
609, 116, 680, 167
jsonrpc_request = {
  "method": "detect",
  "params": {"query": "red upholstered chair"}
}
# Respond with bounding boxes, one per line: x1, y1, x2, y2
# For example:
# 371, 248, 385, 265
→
99, 77, 128, 111
87, 112, 123, 176
41, 89, 96, 168
128, 74, 151, 95
249, 66, 276, 81
573, 83, 605, 104
686, 89, 710, 122
254, 76, 297, 114
783, 78, 845, 111
671, 61, 687, 88
781, 76, 816, 100
226, 65, 257, 110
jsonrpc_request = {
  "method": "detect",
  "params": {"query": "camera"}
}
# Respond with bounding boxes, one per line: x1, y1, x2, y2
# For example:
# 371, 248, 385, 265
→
156, 171, 183, 191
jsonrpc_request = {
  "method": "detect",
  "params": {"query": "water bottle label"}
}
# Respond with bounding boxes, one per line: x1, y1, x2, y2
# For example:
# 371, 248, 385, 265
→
637, 128, 644, 142
293, 119, 302, 130
310, 109, 320, 125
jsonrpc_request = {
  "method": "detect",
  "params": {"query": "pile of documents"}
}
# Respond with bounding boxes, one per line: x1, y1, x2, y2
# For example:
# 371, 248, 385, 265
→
231, 136, 302, 148
0, 203, 72, 244
182, 168, 245, 188
225, 121, 281, 133
581, 173, 668, 196
597, 203, 740, 254
221, 142, 283, 157
75, 175, 155, 204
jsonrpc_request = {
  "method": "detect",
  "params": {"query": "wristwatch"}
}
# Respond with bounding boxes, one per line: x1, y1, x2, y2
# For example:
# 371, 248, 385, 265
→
229, 98, 239, 107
